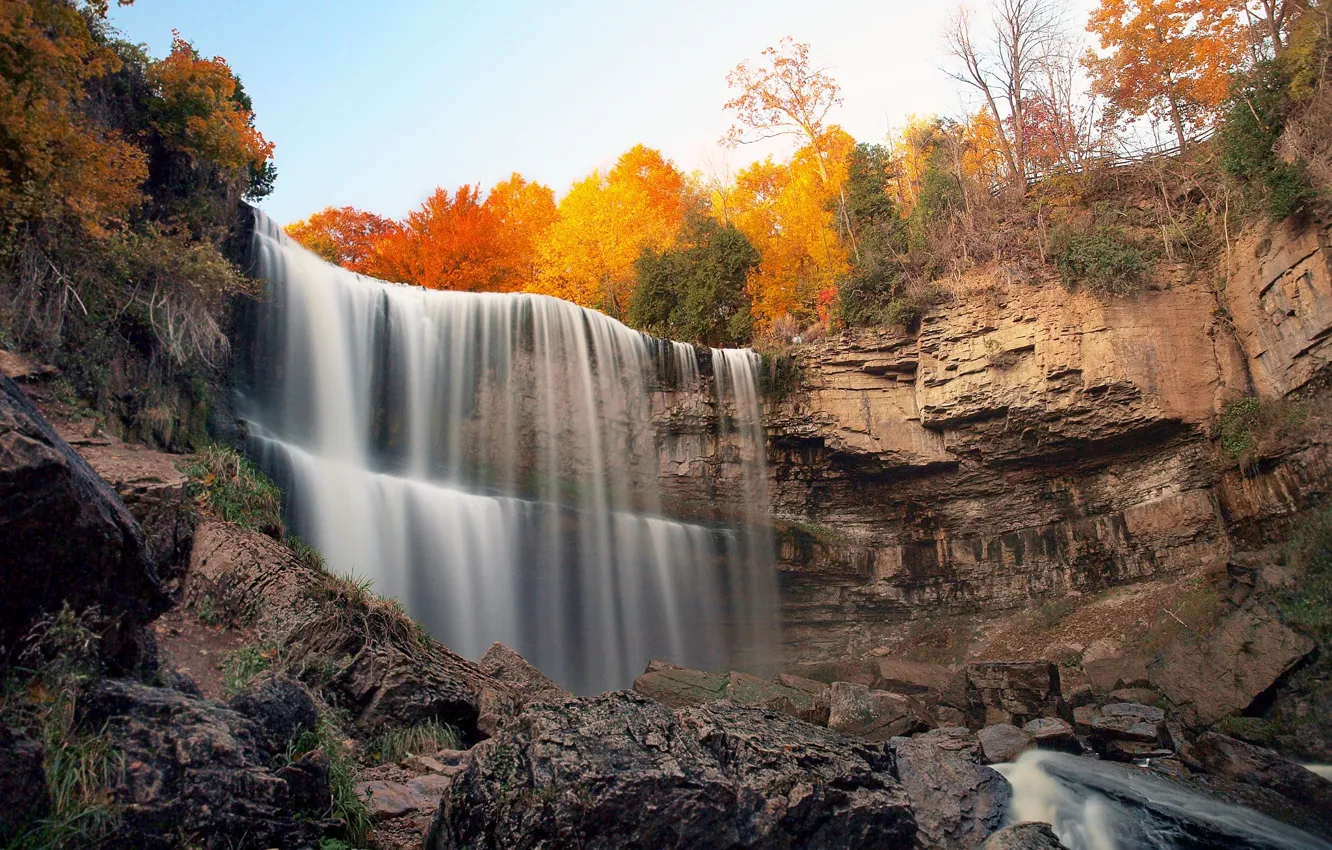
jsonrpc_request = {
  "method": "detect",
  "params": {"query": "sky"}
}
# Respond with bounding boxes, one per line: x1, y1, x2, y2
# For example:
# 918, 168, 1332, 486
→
107, 0, 1096, 225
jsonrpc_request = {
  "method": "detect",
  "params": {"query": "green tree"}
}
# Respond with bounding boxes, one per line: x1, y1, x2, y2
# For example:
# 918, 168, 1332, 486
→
628, 210, 759, 346
837, 143, 909, 325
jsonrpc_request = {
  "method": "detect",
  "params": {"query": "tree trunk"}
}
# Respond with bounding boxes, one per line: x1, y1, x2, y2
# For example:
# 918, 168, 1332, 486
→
1167, 95, 1187, 152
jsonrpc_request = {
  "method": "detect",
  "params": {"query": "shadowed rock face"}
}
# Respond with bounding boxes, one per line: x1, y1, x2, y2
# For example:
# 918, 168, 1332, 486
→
890, 727, 1011, 850
426, 692, 916, 850
0, 374, 167, 670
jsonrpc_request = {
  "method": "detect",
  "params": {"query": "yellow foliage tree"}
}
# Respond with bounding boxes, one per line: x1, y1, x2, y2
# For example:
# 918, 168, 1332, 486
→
530, 145, 686, 317
729, 128, 853, 326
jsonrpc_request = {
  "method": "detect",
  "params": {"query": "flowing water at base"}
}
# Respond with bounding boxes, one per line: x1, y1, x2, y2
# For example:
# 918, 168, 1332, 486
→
237, 212, 778, 694
997, 750, 1332, 850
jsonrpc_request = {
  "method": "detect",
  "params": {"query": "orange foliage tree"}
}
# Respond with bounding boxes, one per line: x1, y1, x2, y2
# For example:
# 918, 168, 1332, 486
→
0, 0, 146, 234
530, 145, 687, 316
484, 173, 557, 291
149, 33, 276, 197
728, 129, 853, 326
370, 185, 506, 291
1086, 0, 1249, 149
286, 206, 396, 271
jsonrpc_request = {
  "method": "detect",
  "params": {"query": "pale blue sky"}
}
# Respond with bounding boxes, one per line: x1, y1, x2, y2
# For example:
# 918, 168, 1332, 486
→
108, 1, 1095, 225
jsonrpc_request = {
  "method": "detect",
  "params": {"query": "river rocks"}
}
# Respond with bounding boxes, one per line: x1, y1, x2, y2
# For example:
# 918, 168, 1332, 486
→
478, 642, 572, 706
1023, 717, 1080, 754
1088, 703, 1172, 761
1149, 597, 1316, 725
228, 672, 318, 751
276, 748, 332, 813
874, 658, 954, 696
633, 661, 728, 706
827, 681, 932, 741
186, 520, 515, 740
964, 661, 1065, 727
978, 723, 1035, 764
76, 678, 332, 848
427, 692, 917, 849
0, 374, 167, 670
1193, 732, 1332, 819
890, 727, 1011, 848
0, 726, 48, 843
981, 822, 1065, 850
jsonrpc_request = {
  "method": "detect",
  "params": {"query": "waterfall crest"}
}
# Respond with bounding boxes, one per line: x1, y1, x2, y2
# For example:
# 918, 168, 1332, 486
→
236, 211, 778, 693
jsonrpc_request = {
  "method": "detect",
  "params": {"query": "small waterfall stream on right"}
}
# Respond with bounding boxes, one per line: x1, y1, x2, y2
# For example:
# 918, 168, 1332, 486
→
997, 750, 1332, 850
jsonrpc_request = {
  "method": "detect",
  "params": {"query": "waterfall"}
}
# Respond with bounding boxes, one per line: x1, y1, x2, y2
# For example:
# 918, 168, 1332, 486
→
235, 211, 779, 694
996, 750, 1332, 850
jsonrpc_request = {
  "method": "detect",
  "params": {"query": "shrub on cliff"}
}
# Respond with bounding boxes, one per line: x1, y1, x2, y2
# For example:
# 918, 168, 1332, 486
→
1051, 225, 1149, 296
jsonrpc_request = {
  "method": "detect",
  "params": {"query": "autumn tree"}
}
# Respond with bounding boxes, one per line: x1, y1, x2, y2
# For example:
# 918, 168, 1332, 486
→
0, 0, 147, 234
368, 184, 509, 291
1086, 0, 1249, 149
729, 128, 853, 326
286, 206, 396, 271
723, 37, 858, 263
149, 33, 276, 203
530, 145, 687, 316
484, 173, 556, 291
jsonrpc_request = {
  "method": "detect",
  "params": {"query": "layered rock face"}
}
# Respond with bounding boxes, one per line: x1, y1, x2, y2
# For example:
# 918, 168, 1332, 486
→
655, 217, 1332, 662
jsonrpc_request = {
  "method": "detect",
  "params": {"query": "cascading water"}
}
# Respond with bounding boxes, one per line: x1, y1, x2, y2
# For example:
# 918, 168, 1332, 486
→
997, 750, 1332, 850
235, 211, 778, 694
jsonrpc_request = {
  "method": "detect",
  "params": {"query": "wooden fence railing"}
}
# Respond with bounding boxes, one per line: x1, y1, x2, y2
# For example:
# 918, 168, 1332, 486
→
991, 127, 1217, 195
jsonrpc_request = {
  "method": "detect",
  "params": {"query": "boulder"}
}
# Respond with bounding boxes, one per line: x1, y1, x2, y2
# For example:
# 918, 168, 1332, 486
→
1193, 732, 1332, 820
229, 673, 319, 751
0, 349, 55, 382
788, 657, 881, 686
74, 439, 196, 583
478, 642, 572, 706
1083, 655, 1152, 696
0, 726, 48, 843
426, 692, 916, 849
0, 374, 167, 670
632, 662, 825, 723
76, 678, 333, 848
1022, 717, 1080, 754
276, 748, 332, 813
964, 661, 1064, 727
1089, 703, 1172, 761
827, 681, 932, 741
978, 723, 1035, 764
891, 727, 1011, 848
1108, 687, 1163, 706
874, 658, 954, 696
1149, 598, 1316, 725
1072, 705, 1096, 737
185, 520, 514, 740
360, 775, 458, 821
982, 822, 1065, 850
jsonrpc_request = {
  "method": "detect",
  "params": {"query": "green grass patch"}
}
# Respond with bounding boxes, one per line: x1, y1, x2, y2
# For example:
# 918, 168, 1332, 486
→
1215, 395, 1310, 471
1280, 505, 1332, 639
220, 643, 279, 697
1036, 598, 1077, 630
185, 444, 284, 538
1051, 225, 1150, 296
364, 719, 462, 765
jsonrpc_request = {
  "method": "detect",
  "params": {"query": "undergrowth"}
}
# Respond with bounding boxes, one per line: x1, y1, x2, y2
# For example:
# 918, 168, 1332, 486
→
284, 716, 373, 846
3, 607, 122, 849
1214, 395, 1310, 471
1280, 504, 1332, 639
185, 444, 284, 538
220, 643, 279, 697
1050, 225, 1150, 296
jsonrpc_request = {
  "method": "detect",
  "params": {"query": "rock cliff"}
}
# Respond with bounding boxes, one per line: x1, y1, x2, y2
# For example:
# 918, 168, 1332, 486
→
655, 216, 1332, 664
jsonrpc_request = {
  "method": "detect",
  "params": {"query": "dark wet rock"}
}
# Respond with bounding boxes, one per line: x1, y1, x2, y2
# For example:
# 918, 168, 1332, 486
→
0, 725, 48, 843
159, 667, 203, 697
426, 691, 916, 849
1064, 683, 1095, 709
1149, 598, 1316, 725
964, 661, 1064, 728
76, 678, 333, 848
1023, 717, 1080, 754
186, 520, 515, 740
1072, 705, 1096, 737
478, 642, 572, 706
229, 673, 318, 751
1193, 732, 1332, 821
891, 726, 1011, 848
827, 681, 932, 741
979, 723, 1035, 764
1089, 703, 1172, 761
0, 374, 167, 670
276, 748, 332, 814
982, 822, 1065, 849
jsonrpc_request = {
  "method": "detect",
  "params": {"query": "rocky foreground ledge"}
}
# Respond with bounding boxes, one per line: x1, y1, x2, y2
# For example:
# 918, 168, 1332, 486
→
2, 367, 1332, 849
